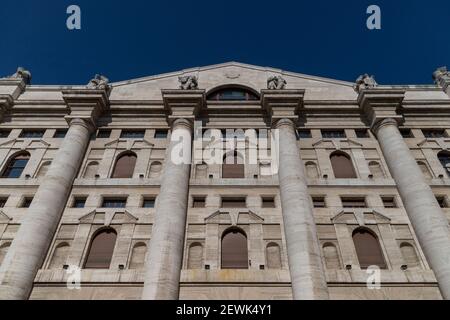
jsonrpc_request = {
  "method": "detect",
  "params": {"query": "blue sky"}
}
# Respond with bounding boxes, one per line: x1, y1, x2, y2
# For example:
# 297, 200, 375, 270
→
0, 0, 449, 85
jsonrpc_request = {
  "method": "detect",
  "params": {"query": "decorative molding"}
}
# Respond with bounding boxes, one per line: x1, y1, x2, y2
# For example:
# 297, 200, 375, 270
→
331, 209, 391, 226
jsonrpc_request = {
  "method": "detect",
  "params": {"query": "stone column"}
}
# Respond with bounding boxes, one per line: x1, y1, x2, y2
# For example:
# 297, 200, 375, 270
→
262, 90, 329, 300
0, 89, 107, 300
359, 88, 450, 299
142, 89, 203, 300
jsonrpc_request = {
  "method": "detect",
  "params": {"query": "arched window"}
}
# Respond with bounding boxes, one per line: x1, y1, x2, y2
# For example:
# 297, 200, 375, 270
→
36, 161, 51, 178
207, 87, 259, 101
0, 242, 11, 266
221, 228, 248, 269
322, 242, 341, 269
330, 151, 357, 179
149, 161, 162, 178
352, 228, 386, 269
49, 242, 70, 269
305, 161, 319, 179
437, 151, 450, 176
222, 151, 245, 178
195, 163, 208, 179
84, 228, 117, 269
266, 242, 282, 269
129, 242, 147, 269
417, 161, 433, 179
111, 152, 137, 178
1, 152, 30, 178
368, 161, 384, 179
400, 242, 420, 268
84, 161, 99, 178
187, 242, 204, 269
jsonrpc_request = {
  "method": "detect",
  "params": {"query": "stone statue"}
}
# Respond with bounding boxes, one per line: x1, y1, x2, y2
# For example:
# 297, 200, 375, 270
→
267, 76, 287, 90
178, 75, 198, 90
3, 67, 32, 84
433, 66, 450, 84
354, 74, 377, 92
87, 74, 110, 90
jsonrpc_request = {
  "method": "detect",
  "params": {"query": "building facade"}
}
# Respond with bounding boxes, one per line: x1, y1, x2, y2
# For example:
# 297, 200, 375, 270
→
0, 62, 450, 300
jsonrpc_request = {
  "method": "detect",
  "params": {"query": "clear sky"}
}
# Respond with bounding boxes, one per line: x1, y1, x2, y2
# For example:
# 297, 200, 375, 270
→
0, 0, 449, 85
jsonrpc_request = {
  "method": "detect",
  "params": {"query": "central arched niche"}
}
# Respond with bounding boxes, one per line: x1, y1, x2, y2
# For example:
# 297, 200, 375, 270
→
206, 85, 260, 101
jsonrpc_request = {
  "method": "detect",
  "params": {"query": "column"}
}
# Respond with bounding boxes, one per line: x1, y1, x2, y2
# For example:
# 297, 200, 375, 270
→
0, 89, 107, 300
262, 90, 329, 300
359, 88, 450, 299
374, 118, 450, 299
141, 89, 203, 300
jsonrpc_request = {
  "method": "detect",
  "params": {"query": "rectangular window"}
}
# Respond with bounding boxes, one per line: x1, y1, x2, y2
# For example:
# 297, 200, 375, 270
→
19, 129, 45, 138
312, 196, 326, 208
321, 129, 346, 139
297, 130, 312, 139
154, 130, 168, 139
0, 130, 11, 138
97, 129, 112, 138
143, 197, 156, 208
221, 197, 246, 208
262, 197, 275, 208
381, 196, 397, 208
72, 197, 87, 208
436, 196, 448, 208
102, 198, 127, 208
53, 129, 68, 138
399, 129, 413, 138
120, 130, 145, 139
341, 197, 366, 208
21, 197, 33, 208
192, 197, 206, 208
0, 197, 8, 208
355, 129, 370, 138
422, 129, 447, 138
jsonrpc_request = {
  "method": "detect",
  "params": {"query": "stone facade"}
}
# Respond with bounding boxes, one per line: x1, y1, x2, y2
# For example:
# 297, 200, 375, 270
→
0, 62, 450, 300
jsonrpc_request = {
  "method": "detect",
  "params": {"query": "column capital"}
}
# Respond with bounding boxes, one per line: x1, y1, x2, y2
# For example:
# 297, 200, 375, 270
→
261, 89, 305, 125
357, 88, 405, 131
162, 89, 205, 125
371, 117, 399, 135
273, 118, 296, 130
171, 118, 193, 131
62, 88, 110, 131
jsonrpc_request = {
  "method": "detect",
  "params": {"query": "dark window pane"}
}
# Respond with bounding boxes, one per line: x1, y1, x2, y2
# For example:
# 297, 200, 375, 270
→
221, 228, 248, 269
355, 129, 370, 138
330, 152, 357, 179
53, 129, 68, 138
297, 130, 312, 139
342, 197, 366, 208
21, 197, 33, 208
438, 151, 450, 177
0, 198, 8, 208
436, 196, 448, 208
312, 197, 326, 208
1, 153, 30, 178
120, 130, 145, 139
143, 198, 155, 208
353, 229, 386, 269
262, 197, 275, 208
399, 129, 413, 138
381, 197, 396, 208
112, 153, 137, 178
423, 129, 447, 138
192, 197, 206, 208
84, 228, 117, 269
221, 198, 246, 208
73, 198, 86, 208
97, 129, 111, 138
321, 130, 346, 138
102, 198, 127, 208
19, 130, 45, 138
154, 130, 168, 139
0, 130, 11, 138
208, 88, 259, 101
